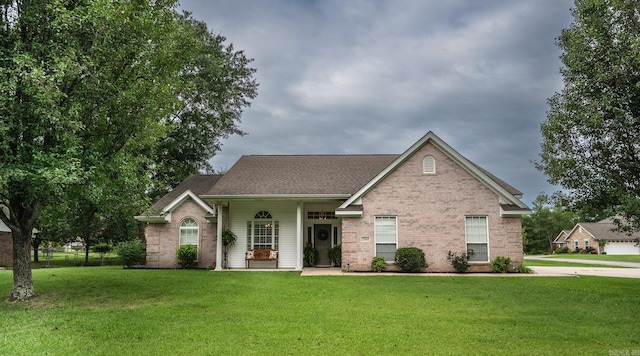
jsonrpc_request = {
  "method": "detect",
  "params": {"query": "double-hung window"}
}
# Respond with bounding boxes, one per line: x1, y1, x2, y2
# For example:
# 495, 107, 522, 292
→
179, 218, 199, 257
465, 216, 488, 262
375, 216, 397, 261
247, 211, 279, 250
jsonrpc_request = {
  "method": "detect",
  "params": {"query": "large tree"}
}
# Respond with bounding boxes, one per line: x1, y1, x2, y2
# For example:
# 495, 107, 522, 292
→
522, 194, 576, 254
0, 1, 256, 301
539, 0, 640, 232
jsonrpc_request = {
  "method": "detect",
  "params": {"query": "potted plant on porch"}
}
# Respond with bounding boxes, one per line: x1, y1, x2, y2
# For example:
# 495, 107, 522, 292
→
303, 242, 318, 267
221, 229, 237, 269
329, 244, 341, 267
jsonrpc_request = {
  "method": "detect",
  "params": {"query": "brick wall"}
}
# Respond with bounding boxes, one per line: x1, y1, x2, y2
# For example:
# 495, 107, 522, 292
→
342, 142, 523, 272
0, 232, 12, 266
145, 199, 217, 269
566, 227, 599, 253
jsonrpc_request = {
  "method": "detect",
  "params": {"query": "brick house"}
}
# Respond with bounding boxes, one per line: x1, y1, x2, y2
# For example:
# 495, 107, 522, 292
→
0, 220, 11, 266
136, 131, 530, 271
554, 218, 640, 255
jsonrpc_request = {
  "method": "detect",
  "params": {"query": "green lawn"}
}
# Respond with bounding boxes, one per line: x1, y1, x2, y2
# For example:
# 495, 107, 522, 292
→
523, 259, 627, 268
544, 254, 640, 263
1, 268, 638, 355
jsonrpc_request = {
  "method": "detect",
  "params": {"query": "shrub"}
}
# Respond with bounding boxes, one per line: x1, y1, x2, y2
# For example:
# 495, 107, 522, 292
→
176, 245, 198, 269
371, 256, 387, 272
394, 247, 427, 272
115, 239, 146, 268
491, 256, 511, 273
553, 247, 563, 254
561, 246, 570, 254
516, 265, 533, 274
91, 243, 113, 254
447, 250, 473, 273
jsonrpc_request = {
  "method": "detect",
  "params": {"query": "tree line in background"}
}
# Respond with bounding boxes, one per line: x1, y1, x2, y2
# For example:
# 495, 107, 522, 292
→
0, 0, 257, 300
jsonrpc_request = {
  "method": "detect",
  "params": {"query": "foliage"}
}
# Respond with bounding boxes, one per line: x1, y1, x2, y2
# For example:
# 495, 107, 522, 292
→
176, 245, 198, 269
0, 1, 257, 300
538, 0, 640, 233
329, 244, 342, 267
447, 251, 474, 273
115, 240, 146, 268
516, 265, 533, 274
370, 256, 387, 272
221, 229, 237, 247
394, 247, 427, 272
522, 194, 576, 254
303, 242, 318, 267
146, 14, 258, 200
491, 256, 512, 273
90, 243, 113, 254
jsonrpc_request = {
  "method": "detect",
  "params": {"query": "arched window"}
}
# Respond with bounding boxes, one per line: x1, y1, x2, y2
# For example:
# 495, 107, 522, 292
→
423, 155, 436, 174
247, 211, 279, 250
179, 218, 199, 251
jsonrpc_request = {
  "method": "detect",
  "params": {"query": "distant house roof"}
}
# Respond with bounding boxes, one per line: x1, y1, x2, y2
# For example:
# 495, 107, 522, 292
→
573, 222, 640, 241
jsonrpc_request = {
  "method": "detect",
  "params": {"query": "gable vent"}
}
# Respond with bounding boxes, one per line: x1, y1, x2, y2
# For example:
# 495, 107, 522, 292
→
423, 155, 436, 174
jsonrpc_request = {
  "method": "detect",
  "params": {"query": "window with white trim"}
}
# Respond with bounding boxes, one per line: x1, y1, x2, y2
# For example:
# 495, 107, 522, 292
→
584, 240, 589, 248
247, 211, 279, 250
179, 218, 199, 253
574, 240, 579, 249
423, 155, 436, 174
375, 216, 397, 261
465, 216, 488, 262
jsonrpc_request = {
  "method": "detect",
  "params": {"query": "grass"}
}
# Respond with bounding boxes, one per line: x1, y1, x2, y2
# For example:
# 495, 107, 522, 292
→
1, 268, 639, 355
544, 254, 640, 263
523, 259, 627, 268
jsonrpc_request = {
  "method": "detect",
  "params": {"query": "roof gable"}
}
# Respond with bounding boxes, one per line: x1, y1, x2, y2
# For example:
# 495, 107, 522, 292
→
339, 131, 529, 213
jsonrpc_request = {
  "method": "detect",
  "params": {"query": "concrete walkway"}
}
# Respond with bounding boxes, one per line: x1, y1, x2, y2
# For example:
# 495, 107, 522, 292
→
524, 255, 640, 268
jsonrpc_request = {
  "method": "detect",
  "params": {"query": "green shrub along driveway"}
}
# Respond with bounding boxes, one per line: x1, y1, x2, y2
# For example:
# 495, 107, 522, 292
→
1, 267, 639, 355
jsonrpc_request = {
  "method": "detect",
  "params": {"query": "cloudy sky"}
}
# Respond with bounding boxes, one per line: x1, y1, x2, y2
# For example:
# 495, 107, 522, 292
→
180, 0, 575, 206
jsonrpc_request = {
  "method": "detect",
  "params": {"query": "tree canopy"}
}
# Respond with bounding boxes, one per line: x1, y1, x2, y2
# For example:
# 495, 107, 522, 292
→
538, 0, 640, 231
0, 0, 257, 301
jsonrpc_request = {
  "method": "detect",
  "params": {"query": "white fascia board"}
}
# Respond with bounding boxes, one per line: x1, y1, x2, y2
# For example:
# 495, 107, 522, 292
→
134, 213, 171, 223
162, 190, 215, 215
499, 206, 531, 217
202, 194, 351, 201
334, 210, 363, 217
339, 131, 528, 210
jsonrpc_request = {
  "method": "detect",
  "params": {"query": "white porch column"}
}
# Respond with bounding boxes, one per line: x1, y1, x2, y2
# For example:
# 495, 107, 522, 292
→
215, 203, 223, 270
296, 202, 303, 270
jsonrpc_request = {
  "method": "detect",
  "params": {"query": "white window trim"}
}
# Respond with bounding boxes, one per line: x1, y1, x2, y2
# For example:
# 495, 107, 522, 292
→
246, 211, 279, 250
179, 217, 199, 261
465, 216, 489, 263
374, 216, 398, 262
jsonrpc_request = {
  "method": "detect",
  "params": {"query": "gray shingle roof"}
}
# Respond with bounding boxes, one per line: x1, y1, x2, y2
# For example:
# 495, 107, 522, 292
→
205, 155, 398, 196
151, 174, 222, 211
578, 222, 640, 241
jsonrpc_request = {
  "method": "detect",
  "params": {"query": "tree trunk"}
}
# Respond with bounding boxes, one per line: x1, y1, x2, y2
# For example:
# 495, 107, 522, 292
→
10, 228, 36, 301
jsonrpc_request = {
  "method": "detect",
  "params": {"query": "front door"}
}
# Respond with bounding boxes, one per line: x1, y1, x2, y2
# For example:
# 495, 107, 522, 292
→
314, 224, 331, 266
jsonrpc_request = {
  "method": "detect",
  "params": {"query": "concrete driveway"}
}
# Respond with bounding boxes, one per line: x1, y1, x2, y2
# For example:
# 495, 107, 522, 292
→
525, 255, 640, 278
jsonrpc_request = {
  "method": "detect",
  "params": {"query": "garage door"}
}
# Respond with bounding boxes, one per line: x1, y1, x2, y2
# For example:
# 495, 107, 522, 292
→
605, 242, 640, 255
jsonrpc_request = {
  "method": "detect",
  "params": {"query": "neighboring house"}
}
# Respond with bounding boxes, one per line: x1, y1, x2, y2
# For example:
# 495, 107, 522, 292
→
1, 205, 13, 266
0, 214, 12, 266
561, 218, 640, 255
552, 230, 571, 250
136, 132, 531, 272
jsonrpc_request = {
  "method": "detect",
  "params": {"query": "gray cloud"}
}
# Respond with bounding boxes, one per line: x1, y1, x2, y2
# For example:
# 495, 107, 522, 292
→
181, 0, 575, 205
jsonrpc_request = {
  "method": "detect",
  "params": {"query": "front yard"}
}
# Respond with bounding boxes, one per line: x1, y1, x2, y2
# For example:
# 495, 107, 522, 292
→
1, 267, 638, 355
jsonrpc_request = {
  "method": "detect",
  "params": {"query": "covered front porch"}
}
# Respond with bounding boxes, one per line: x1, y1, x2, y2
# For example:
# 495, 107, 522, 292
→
213, 199, 345, 270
